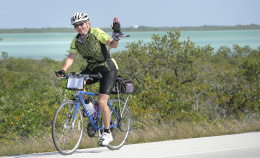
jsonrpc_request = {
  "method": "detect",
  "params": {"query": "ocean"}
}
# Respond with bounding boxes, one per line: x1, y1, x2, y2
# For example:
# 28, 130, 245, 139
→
0, 30, 260, 61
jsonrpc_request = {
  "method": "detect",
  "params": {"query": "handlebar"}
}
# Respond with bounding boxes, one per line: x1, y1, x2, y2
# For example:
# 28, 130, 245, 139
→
55, 71, 103, 80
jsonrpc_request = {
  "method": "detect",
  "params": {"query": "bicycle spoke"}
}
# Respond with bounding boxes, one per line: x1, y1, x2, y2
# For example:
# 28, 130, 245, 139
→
52, 100, 84, 155
107, 98, 130, 150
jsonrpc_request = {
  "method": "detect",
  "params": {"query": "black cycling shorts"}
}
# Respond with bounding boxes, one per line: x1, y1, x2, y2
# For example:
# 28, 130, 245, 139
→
80, 68, 117, 95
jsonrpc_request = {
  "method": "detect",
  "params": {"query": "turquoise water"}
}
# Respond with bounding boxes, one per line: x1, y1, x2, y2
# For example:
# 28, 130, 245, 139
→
0, 30, 260, 61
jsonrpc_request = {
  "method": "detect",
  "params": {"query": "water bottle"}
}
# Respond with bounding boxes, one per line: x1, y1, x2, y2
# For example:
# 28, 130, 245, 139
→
92, 100, 99, 120
84, 99, 95, 117
92, 105, 99, 120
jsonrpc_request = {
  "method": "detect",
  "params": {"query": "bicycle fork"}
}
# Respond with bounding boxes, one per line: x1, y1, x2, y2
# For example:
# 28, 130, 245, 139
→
63, 100, 80, 130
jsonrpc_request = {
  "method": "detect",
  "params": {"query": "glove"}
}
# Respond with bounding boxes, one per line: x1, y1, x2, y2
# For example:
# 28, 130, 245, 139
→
111, 17, 130, 41
56, 70, 66, 77
112, 22, 121, 33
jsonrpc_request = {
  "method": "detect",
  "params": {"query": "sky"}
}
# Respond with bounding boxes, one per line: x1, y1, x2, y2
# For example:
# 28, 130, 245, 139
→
1, 0, 260, 29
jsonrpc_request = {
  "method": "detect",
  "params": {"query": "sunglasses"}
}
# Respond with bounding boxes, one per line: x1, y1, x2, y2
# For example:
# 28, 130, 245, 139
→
74, 22, 85, 28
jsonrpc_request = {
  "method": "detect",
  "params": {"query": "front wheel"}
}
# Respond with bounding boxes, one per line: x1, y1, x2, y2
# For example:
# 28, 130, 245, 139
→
52, 100, 84, 155
107, 98, 131, 150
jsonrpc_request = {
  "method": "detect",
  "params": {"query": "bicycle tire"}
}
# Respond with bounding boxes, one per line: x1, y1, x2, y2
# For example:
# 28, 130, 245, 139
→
52, 100, 84, 155
107, 98, 131, 150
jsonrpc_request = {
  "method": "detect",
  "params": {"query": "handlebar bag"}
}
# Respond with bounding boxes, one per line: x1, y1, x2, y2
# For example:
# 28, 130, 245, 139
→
66, 77, 84, 90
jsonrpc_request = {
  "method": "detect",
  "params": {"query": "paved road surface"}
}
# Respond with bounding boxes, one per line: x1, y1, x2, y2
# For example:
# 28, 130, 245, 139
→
2, 132, 260, 158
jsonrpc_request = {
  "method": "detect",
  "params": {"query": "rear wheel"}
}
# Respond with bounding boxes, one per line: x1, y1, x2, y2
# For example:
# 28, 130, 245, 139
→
52, 100, 84, 155
107, 98, 131, 150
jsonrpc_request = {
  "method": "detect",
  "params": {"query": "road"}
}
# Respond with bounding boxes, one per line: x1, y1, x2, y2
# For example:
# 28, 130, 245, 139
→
2, 132, 260, 158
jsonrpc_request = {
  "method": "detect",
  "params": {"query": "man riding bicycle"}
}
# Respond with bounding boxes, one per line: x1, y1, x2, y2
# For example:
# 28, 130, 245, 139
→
56, 12, 125, 146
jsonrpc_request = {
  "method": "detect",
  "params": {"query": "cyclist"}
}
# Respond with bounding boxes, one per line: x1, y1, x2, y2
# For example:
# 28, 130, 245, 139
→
56, 12, 124, 146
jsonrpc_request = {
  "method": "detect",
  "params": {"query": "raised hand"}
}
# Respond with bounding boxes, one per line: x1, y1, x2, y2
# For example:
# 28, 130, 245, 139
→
111, 17, 121, 33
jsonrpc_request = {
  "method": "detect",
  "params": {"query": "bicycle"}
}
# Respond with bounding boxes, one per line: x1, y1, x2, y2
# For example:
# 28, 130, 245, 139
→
52, 72, 133, 155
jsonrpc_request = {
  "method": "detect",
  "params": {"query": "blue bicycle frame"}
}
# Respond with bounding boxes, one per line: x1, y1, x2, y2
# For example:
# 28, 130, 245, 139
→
71, 91, 119, 131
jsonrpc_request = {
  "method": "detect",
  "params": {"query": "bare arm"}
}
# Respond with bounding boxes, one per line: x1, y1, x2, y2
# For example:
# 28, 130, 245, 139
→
61, 53, 77, 71
106, 16, 120, 48
106, 38, 119, 48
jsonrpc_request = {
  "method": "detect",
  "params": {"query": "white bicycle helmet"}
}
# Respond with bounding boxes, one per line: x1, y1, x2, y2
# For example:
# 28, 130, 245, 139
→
71, 12, 89, 25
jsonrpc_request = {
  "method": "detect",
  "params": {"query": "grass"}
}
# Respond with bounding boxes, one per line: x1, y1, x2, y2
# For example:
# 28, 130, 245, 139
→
1, 118, 260, 156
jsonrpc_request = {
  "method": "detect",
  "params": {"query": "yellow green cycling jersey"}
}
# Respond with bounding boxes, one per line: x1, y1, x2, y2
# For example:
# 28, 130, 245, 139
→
69, 28, 118, 72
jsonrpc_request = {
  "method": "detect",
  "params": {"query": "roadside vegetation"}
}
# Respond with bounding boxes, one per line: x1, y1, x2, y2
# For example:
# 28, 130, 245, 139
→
0, 30, 259, 156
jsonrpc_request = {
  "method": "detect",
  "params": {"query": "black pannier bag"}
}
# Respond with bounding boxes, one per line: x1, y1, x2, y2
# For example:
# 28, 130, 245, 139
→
112, 76, 134, 94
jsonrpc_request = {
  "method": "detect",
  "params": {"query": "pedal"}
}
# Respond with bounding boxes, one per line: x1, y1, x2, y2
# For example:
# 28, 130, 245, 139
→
87, 123, 96, 138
